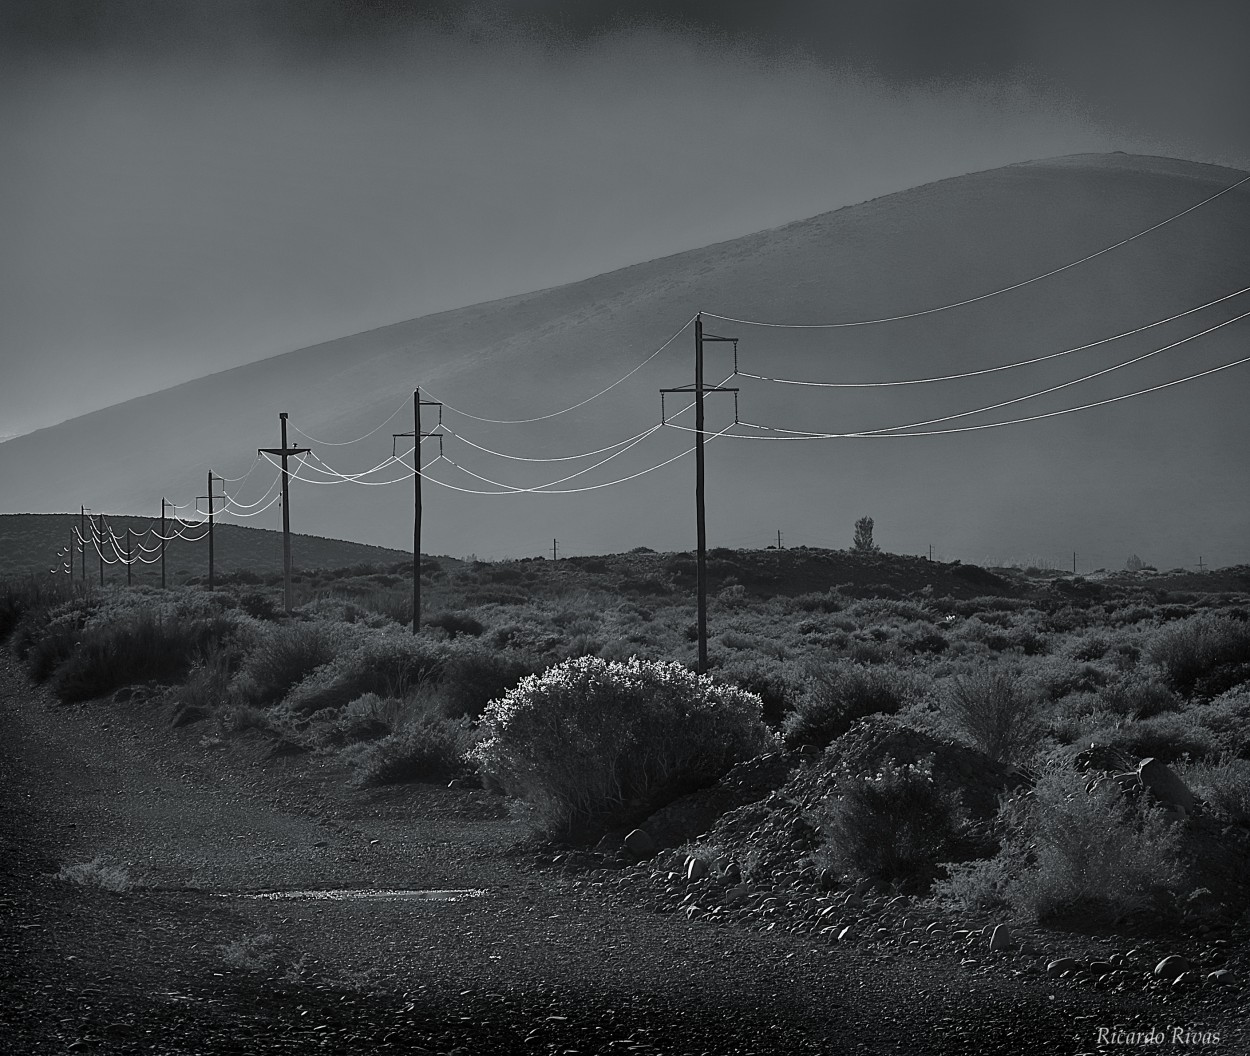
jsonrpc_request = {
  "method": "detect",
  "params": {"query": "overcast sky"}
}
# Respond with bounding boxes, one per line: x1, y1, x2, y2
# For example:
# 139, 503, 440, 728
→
3, 0, 1248, 439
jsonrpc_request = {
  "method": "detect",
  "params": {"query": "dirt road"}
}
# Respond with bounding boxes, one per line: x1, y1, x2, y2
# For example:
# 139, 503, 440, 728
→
1, 654, 1244, 1055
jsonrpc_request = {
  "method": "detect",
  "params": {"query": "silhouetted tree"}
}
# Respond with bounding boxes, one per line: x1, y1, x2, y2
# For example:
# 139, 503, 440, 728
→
853, 516, 879, 553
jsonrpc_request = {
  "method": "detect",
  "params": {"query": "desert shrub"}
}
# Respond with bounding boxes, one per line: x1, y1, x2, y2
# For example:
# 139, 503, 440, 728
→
939, 666, 1047, 764
344, 714, 475, 787
956, 766, 1183, 921
817, 755, 966, 888
716, 655, 803, 727
1185, 688, 1250, 756
313, 692, 402, 747
897, 621, 948, 655
427, 611, 486, 638
281, 633, 447, 715
1086, 712, 1223, 764
1147, 614, 1250, 696
0, 576, 79, 644
1096, 672, 1181, 720
471, 655, 773, 838
437, 646, 539, 720
176, 644, 237, 716
784, 661, 922, 749
1178, 754, 1250, 825
790, 589, 849, 614
1025, 656, 1108, 702
50, 609, 240, 704
234, 621, 350, 706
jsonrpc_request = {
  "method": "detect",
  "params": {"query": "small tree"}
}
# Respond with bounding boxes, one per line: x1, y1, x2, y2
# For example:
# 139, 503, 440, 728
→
1126, 554, 1145, 571
852, 516, 879, 553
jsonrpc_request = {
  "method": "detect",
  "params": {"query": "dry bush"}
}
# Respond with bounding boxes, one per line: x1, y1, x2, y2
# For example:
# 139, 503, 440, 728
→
817, 755, 965, 888
281, 633, 445, 715
784, 660, 923, 749
1179, 754, 1250, 825
343, 711, 476, 787
1147, 614, 1250, 696
939, 666, 1047, 764
50, 609, 239, 704
234, 621, 359, 706
472, 656, 774, 838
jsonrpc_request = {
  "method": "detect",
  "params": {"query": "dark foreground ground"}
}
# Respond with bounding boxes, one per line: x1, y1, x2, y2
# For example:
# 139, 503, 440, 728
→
1, 654, 1245, 1056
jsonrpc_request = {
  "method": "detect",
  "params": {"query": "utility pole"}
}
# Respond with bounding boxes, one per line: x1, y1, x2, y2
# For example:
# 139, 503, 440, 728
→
660, 313, 738, 674
160, 498, 167, 589
80, 506, 90, 582
1073, 551, 1077, 574
929, 544, 933, 562
197, 473, 227, 592
259, 414, 310, 612
125, 526, 133, 587
1198, 555, 1207, 573
776, 530, 783, 550
97, 515, 105, 586
552, 539, 559, 561
393, 391, 442, 633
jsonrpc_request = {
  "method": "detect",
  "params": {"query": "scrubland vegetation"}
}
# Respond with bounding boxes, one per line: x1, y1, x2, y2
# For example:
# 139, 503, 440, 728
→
5, 547, 1250, 928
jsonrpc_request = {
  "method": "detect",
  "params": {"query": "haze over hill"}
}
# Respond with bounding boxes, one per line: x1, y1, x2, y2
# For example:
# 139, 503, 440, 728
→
2, 154, 1248, 571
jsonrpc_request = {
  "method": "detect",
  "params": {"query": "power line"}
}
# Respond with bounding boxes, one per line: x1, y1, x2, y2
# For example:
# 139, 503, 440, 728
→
716, 308, 1250, 440
726, 346, 1250, 440
287, 394, 413, 446
423, 314, 698, 424
735, 285, 1250, 388
702, 172, 1250, 329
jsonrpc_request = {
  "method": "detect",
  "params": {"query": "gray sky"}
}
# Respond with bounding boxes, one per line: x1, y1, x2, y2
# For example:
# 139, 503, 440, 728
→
3, 0, 1248, 439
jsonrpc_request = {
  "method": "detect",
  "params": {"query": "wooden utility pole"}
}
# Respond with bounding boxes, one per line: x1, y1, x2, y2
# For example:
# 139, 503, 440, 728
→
125, 526, 133, 587
259, 414, 310, 612
160, 498, 167, 589
660, 314, 738, 674
80, 506, 89, 581
393, 391, 442, 633
198, 473, 227, 592
1073, 551, 1077, 574
552, 539, 559, 561
776, 529, 783, 550
97, 515, 105, 586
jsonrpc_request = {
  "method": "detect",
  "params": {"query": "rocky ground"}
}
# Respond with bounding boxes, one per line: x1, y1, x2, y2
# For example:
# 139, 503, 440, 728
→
1, 653, 1247, 1055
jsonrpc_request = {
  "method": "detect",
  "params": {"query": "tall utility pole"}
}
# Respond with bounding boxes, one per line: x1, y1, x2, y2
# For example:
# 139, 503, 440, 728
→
1073, 551, 1077, 574
160, 498, 167, 589
97, 515, 105, 586
393, 391, 442, 633
776, 530, 783, 550
259, 414, 310, 612
80, 506, 90, 582
197, 474, 227, 592
125, 526, 133, 587
660, 313, 738, 674
552, 539, 559, 561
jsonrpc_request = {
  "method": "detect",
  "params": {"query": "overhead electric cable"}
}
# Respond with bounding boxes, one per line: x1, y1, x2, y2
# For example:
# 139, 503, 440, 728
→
216, 455, 263, 484
439, 424, 660, 463
703, 173, 1250, 329
288, 396, 412, 446
718, 347, 1250, 440
736, 285, 1250, 388
424, 315, 698, 425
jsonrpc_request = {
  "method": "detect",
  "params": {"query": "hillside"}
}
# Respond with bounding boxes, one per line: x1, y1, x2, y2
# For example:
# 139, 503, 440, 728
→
2, 153, 1248, 569
0, 514, 409, 582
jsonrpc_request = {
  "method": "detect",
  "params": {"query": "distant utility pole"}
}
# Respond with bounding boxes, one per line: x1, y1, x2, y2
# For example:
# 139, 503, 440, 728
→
97, 515, 106, 586
80, 506, 90, 582
393, 390, 442, 633
1198, 555, 1207, 573
259, 413, 310, 612
776, 530, 783, 550
1073, 551, 1077, 574
660, 313, 739, 674
928, 544, 933, 562
197, 473, 227, 592
552, 539, 559, 561
125, 526, 133, 587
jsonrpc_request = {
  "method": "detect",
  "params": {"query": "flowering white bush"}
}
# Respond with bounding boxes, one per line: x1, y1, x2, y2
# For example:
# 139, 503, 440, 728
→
472, 655, 774, 837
